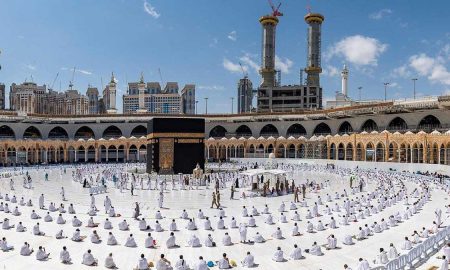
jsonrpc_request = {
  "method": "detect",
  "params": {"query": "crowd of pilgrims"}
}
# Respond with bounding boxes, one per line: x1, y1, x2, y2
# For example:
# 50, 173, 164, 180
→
0, 162, 449, 270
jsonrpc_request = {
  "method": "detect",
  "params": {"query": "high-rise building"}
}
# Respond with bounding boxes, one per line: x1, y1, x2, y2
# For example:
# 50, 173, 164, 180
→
86, 86, 99, 114
123, 75, 194, 115
0, 83, 5, 110
181, 84, 195, 114
9, 81, 90, 115
103, 73, 117, 114
256, 10, 324, 112
237, 76, 253, 113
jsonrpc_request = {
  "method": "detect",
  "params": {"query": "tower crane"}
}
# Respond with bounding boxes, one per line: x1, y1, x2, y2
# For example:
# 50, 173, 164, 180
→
268, 0, 283, 17
239, 62, 248, 77
69, 66, 76, 90
158, 68, 165, 89
50, 72, 59, 90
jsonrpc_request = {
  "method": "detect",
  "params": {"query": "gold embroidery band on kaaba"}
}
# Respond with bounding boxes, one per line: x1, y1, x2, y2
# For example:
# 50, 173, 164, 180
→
147, 133, 205, 139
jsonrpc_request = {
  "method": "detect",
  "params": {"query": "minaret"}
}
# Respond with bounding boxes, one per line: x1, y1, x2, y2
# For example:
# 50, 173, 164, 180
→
136, 72, 148, 113
341, 64, 349, 97
259, 15, 278, 88
304, 12, 324, 86
107, 72, 117, 113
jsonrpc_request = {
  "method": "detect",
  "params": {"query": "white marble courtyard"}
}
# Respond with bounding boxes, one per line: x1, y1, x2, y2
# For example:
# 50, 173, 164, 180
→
0, 161, 449, 270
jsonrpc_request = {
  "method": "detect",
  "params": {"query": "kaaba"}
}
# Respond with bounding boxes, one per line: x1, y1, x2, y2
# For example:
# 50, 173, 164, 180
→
147, 118, 205, 174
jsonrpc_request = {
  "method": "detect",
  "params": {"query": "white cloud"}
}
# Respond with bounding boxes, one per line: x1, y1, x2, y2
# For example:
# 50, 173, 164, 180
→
198, 85, 225, 91
143, 1, 160, 19
209, 38, 218, 48
60, 67, 93, 76
392, 65, 411, 78
327, 35, 387, 66
223, 58, 246, 74
275, 55, 293, 73
227, 31, 237, 42
369, 9, 392, 20
323, 66, 339, 77
239, 54, 259, 73
409, 53, 450, 85
25, 64, 36, 70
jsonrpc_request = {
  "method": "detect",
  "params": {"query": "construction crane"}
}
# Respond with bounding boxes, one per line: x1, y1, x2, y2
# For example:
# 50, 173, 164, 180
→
50, 72, 59, 90
158, 68, 165, 89
69, 66, 76, 90
239, 62, 248, 77
268, 0, 283, 17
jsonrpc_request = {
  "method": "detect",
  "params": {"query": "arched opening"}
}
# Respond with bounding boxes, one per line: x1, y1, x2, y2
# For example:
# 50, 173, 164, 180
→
376, 143, 385, 162
313, 123, 331, 135
118, 145, 125, 162
57, 147, 64, 163
248, 145, 255, 158
7, 147, 17, 165
129, 145, 138, 162
287, 144, 296, 158
228, 145, 236, 158
75, 126, 95, 140
412, 143, 420, 163
218, 145, 226, 161
23, 126, 42, 140
387, 117, 408, 131
0, 125, 15, 139
388, 142, 398, 161
447, 143, 450, 165
297, 144, 305, 158
256, 144, 265, 158
286, 124, 307, 137
235, 125, 252, 137
48, 126, 69, 140
130, 125, 147, 137
260, 124, 279, 137
108, 145, 118, 162
440, 144, 445, 165
68, 146, 76, 163
406, 144, 412, 163
103, 126, 122, 139
431, 143, 438, 164
366, 143, 374, 161
356, 143, 364, 161
99, 145, 107, 162
87, 146, 96, 162
399, 144, 406, 163
418, 115, 441, 131
77, 146, 86, 163
237, 145, 245, 158
361, 119, 378, 132
346, 143, 353, 160
337, 143, 345, 160
209, 125, 228, 138
139, 145, 147, 162
330, 143, 336, 160
338, 121, 353, 134
277, 144, 285, 158
48, 147, 56, 163
208, 146, 216, 160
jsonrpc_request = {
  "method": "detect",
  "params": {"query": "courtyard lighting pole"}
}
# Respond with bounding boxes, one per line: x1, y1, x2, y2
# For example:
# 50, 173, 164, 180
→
412, 78, 418, 100
231, 97, 234, 114
195, 100, 198, 114
358, 86, 362, 101
204, 97, 208, 114
383, 82, 390, 101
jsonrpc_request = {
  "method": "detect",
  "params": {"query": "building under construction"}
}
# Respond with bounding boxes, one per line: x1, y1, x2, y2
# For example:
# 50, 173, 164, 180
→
256, 2, 324, 112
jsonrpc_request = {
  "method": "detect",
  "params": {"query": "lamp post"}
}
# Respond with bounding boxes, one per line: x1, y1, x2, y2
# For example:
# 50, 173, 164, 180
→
204, 97, 208, 114
230, 97, 234, 114
195, 100, 198, 114
383, 82, 390, 101
412, 78, 418, 100
358, 86, 362, 101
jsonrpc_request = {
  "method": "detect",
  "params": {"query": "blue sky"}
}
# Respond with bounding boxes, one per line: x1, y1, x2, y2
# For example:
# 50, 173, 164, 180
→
0, 0, 449, 113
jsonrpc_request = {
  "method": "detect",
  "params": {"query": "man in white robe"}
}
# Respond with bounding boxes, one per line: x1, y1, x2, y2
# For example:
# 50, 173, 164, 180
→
60, 246, 71, 264
145, 233, 155, 248
355, 258, 370, 270
194, 256, 208, 270
125, 234, 137, 247
309, 242, 323, 256
82, 249, 97, 266
222, 233, 232, 246
137, 254, 149, 270
218, 253, 231, 269
401, 237, 412, 250
175, 255, 189, 270
272, 247, 284, 262
36, 246, 49, 261
242, 251, 255, 268
20, 242, 33, 256
166, 232, 178, 248
105, 253, 117, 269
107, 232, 118, 245
290, 244, 302, 260
374, 248, 388, 264
239, 223, 247, 243
188, 234, 201, 247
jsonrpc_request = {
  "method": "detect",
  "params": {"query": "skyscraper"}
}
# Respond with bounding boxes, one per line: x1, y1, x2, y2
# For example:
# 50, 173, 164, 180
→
237, 76, 253, 113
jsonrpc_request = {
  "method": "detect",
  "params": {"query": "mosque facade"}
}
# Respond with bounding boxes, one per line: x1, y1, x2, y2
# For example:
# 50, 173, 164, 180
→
0, 97, 450, 166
